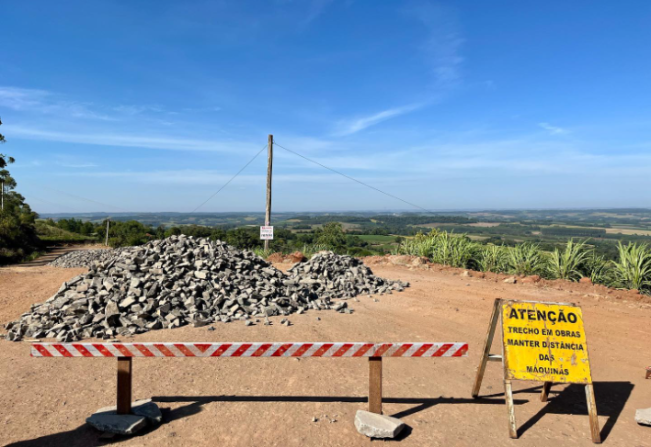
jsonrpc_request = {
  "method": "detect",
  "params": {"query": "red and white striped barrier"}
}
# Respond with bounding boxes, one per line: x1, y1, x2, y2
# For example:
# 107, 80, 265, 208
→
32, 342, 468, 358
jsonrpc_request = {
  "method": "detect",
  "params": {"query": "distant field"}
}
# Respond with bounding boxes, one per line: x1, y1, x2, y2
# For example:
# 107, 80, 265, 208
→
416, 222, 502, 228
466, 222, 502, 227
467, 235, 490, 241
541, 224, 651, 237
358, 235, 397, 244
606, 227, 651, 236
311, 222, 361, 230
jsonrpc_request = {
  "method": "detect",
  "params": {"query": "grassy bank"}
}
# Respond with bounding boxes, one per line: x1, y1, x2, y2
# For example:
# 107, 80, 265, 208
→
397, 230, 651, 294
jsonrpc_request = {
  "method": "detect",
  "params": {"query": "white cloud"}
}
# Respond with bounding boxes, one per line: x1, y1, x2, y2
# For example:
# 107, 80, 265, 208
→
331, 4, 464, 137
538, 122, 569, 135
407, 1, 464, 88
6, 124, 259, 152
300, 0, 334, 27
0, 86, 113, 121
56, 161, 99, 168
334, 104, 422, 136
113, 105, 164, 116
60, 169, 352, 186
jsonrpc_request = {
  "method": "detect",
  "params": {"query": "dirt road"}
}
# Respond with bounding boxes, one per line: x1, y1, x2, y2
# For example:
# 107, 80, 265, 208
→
1, 263, 650, 446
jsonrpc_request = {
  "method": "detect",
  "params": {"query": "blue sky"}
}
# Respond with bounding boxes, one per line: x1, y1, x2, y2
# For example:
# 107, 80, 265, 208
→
2, 1, 651, 214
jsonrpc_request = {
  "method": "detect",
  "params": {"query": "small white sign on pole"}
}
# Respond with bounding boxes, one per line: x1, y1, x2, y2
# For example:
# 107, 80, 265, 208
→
260, 226, 274, 240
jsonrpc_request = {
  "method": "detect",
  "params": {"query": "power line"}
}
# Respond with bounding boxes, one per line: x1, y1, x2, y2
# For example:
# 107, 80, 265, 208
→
24, 194, 81, 213
44, 187, 128, 212
192, 143, 268, 213
273, 141, 434, 214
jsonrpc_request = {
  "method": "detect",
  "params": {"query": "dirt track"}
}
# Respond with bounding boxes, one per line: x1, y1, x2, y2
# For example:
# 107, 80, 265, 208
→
1, 262, 650, 446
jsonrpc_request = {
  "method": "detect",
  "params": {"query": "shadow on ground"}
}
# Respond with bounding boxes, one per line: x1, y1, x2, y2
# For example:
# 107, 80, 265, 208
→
478, 381, 634, 442
9, 383, 630, 446
4, 394, 526, 446
517, 381, 633, 441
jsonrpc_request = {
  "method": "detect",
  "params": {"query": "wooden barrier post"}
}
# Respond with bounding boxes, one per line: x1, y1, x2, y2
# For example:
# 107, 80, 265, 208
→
117, 357, 132, 415
369, 357, 382, 414
585, 384, 601, 444
540, 382, 552, 402
504, 379, 517, 439
472, 298, 502, 398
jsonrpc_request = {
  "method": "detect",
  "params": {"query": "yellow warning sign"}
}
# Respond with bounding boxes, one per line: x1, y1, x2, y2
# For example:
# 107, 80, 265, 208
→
501, 301, 592, 384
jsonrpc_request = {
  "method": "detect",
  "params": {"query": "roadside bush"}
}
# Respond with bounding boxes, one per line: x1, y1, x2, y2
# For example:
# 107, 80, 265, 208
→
548, 239, 589, 281
399, 232, 435, 257
611, 242, 651, 292
476, 245, 508, 273
430, 232, 477, 268
0, 210, 40, 264
507, 243, 545, 276
302, 243, 333, 257
585, 252, 612, 286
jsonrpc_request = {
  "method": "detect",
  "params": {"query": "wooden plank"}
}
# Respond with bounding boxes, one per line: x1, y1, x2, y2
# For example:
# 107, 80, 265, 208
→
540, 382, 552, 402
504, 379, 517, 439
117, 357, 132, 415
471, 298, 502, 398
585, 384, 601, 444
369, 357, 382, 414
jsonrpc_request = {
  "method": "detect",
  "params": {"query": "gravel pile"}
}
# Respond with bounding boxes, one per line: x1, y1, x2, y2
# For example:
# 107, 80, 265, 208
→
5, 235, 335, 342
49, 249, 123, 268
287, 251, 409, 300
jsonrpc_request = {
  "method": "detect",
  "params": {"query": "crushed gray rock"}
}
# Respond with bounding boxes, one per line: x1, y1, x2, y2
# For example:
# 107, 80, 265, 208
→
6, 236, 337, 342
287, 251, 409, 300
354, 410, 405, 439
6, 238, 407, 342
49, 249, 125, 269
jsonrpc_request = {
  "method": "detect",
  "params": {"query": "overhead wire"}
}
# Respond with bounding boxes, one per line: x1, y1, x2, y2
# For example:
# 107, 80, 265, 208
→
23, 194, 81, 213
43, 187, 128, 212
191, 143, 268, 212
273, 141, 434, 214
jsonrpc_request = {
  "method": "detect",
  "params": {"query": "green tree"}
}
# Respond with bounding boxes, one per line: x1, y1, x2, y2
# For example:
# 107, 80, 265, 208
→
225, 227, 257, 249
0, 121, 40, 264
314, 222, 346, 248
0, 118, 14, 169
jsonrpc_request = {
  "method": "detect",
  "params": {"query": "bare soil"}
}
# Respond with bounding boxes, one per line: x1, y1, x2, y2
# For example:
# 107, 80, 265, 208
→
1, 261, 650, 446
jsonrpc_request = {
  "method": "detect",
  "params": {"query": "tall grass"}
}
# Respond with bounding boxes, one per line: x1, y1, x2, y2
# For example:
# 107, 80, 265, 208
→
398, 231, 476, 268
301, 243, 334, 257
548, 239, 589, 281
476, 245, 508, 273
394, 230, 650, 295
251, 247, 274, 259
507, 243, 544, 276
398, 232, 436, 258
429, 232, 477, 268
612, 242, 651, 291
585, 252, 612, 285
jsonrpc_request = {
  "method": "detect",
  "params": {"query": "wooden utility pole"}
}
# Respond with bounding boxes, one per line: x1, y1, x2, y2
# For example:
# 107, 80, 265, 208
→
1, 181, 4, 211
264, 134, 273, 251
105, 219, 110, 246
